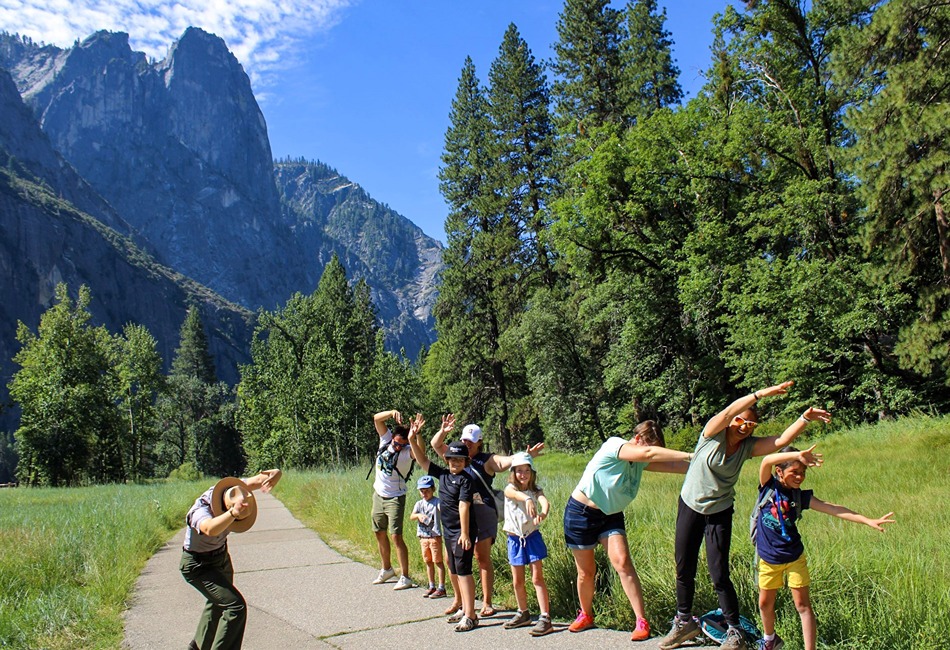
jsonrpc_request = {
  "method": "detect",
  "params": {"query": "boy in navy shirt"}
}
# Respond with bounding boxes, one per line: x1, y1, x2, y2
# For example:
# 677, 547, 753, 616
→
407, 414, 480, 632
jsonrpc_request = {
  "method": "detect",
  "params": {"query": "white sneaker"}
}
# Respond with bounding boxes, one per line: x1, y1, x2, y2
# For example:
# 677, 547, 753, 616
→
372, 567, 396, 584
393, 575, 415, 590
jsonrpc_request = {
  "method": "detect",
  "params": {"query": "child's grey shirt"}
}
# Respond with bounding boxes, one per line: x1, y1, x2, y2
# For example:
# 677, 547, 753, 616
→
412, 496, 442, 538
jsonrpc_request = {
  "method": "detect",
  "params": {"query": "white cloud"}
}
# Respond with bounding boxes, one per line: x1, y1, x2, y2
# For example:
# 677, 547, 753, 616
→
0, 0, 351, 91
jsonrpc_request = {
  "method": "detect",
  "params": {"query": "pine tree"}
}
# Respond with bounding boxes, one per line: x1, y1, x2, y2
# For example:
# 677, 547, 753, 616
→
550, 0, 625, 130
157, 307, 243, 476
837, 0, 950, 385
620, 0, 683, 121
435, 55, 524, 452
489, 24, 559, 287
171, 307, 216, 384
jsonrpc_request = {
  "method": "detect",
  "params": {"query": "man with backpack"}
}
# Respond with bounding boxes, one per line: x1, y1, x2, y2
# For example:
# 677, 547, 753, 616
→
371, 408, 419, 590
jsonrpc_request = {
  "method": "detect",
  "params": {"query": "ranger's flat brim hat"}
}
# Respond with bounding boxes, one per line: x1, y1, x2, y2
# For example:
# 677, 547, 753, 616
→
210, 477, 258, 533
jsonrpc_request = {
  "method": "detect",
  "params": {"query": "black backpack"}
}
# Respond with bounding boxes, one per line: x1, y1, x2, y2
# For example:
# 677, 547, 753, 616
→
365, 443, 415, 484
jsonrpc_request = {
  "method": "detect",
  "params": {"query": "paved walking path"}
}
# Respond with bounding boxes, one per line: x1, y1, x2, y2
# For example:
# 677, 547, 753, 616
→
123, 492, 679, 649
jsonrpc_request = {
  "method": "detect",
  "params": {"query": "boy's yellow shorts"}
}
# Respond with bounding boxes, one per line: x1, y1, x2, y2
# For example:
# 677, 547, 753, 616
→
758, 554, 811, 590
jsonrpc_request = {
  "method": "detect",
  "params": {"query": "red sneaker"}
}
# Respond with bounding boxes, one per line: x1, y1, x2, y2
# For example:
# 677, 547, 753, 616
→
631, 617, 651, 641
569, 609, 595, 633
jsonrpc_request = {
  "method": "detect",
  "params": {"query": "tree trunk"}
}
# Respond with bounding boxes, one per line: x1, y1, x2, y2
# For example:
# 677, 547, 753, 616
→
935, 189, 950, 286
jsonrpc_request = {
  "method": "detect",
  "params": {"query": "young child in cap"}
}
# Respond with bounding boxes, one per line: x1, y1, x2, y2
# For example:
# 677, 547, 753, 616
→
407, 413, 481, 632
410, 474, 447, 598
754, 442, 895, 650
502, 452, 553, 636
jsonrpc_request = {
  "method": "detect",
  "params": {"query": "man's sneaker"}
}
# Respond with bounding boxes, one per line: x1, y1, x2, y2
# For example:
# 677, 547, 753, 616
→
454, 615, 479, 632
631, 617, 651, 641
428, 587, 447, 599
530, 614, 554, 637
393, 575, 415, 590
761, 634, 784, 650
371, 567, 395, 584
720, 627, 749, 650
503, 610, 533, 629
658, 616, 701, 649
568, 609, 595, 633
447, 608, 465, 624
422, 586, 437, 598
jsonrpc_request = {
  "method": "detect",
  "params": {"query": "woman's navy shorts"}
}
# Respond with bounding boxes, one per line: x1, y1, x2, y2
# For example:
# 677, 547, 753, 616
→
563, 496, 626, 550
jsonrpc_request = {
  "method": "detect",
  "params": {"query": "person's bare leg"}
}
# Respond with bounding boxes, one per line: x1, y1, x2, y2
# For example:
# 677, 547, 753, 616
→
571, 547, 597, 616
392, 533, 409, 577
792, 586, 817, 650
375, 530, 391, 569
604, 534, 646, 620
475, 538, 495, 613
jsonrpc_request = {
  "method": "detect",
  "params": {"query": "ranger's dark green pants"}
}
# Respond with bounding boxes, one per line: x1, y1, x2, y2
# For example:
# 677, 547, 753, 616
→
180, 546, 246, 650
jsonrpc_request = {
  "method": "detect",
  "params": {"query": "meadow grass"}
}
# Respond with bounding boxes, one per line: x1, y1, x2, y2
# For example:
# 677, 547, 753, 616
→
277, 414, 950, 649
0, 480, 207, 650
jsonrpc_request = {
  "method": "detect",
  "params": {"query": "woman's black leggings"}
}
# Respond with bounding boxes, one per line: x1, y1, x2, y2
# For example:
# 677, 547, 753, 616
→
674, 496, 740, 627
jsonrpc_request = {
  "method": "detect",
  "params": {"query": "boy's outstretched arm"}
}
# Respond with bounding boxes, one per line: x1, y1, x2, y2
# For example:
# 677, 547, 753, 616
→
753, 407, 831, 457
407, 415, 431, 473
810, 497, 895, 532
758, 445, 823, 486
430, 413, 455, 458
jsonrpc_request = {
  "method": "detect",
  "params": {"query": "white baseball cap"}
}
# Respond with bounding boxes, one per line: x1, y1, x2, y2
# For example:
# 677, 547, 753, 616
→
461, 424, 482, 443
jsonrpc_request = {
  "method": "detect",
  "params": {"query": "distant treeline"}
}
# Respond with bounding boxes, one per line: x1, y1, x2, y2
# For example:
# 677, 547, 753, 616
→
4, 255, 421, 486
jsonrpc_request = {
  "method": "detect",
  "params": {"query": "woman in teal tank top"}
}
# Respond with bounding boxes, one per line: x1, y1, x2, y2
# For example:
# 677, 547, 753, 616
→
564, 420, 692, 641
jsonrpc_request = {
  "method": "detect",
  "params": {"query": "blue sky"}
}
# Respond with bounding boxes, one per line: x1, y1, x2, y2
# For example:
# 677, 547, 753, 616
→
0, 0, 729, 244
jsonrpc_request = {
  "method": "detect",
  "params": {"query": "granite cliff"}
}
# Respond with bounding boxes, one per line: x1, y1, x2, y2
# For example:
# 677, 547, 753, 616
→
0, 66, 254, 396
0, 28, 441, 361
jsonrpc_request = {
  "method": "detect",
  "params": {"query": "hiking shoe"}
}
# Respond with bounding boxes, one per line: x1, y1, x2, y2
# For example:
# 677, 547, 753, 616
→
428, 587, 447, 599
659, 616, 701, 649
761, 634, 784, 650
569, 609, 595, 632
455, 615, 479, 632
393, 575, 415, 590
372, 567, 395, 584
530, 614, 553, 637
421, 586, 436, 597
631, 617, 651, 641
503, 610, 533, 629
721, 627, 748, 650
447, 608, 465, 624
